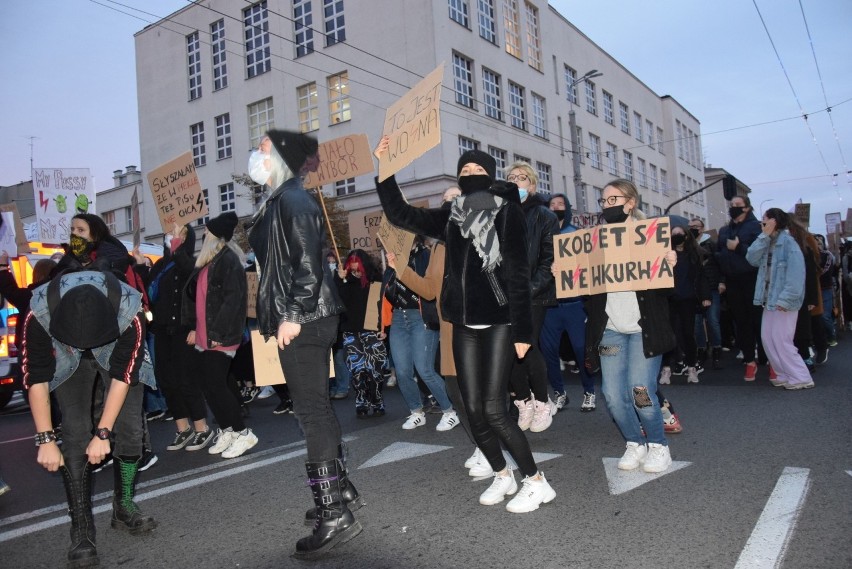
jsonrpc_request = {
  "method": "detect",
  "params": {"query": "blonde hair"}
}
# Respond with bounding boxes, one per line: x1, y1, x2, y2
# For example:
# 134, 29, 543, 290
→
507, 161, 538, 191
604, 178, 646, 220
196, 232, 246, 268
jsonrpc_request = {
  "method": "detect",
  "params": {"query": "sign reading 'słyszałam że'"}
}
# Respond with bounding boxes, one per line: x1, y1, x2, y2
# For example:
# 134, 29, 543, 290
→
553, 218, 674, 298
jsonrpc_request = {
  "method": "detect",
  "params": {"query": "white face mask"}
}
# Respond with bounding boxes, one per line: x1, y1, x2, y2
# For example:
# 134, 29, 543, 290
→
248, 150, 272, 186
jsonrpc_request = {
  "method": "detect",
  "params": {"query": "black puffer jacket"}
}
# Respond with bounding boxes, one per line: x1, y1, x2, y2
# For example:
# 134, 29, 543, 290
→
522, 193, 558, 306
375, 175, 532, 344
716, 212, 761, 282
149, 224, 196, 335
247, 176, 344, 337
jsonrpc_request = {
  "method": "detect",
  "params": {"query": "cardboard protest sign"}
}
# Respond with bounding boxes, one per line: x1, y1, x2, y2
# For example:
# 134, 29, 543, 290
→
377, 217, 416, 280
844, 209, 852, 236
571, 212, 603, 229
0, 212, 17, 255
794, 203, 810, 228
825, 212, 842, 236
363, 282, 382, 331
348, 209, 384, 254
553, 218, 674, 298
246, 272, 259, 318
32, 167, 96, 242
0, 203, 31, 255
303, 134, 374, 189
250, 330, 334, 386
130, 188, 141, 249
378, 64, 444, 182
147, 152, 208, 232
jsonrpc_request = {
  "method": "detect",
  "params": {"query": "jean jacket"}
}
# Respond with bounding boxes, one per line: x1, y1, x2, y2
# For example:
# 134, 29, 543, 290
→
746, 230, 805, 312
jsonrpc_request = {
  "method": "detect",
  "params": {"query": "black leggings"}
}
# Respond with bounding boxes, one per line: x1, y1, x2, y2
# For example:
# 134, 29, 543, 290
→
664, 298, 698, 367
453, 324, 538, 477
509, 305, 549, 402
198, 350, 245, 432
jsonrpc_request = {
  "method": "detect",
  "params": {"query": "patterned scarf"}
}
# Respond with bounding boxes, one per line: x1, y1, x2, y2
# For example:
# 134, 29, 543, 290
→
450, 191, 506, 272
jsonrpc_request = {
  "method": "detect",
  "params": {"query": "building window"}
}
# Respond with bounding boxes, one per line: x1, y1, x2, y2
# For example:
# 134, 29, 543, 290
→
623, 150, 633, 181
660, 169, 668, 195
452, 53, 475, 109
508, 81, 525, 130
488, 146, 507, 178
634, 112, 643, 142
589, 133, 601, 170
649, 164, 658, 191
503, 0, 521, 59
335, 178, 356, 196
637, 158, 647, 187
298, 83, 320, 132
244, 1, 271, 78
524, 2, 541, 71
535, 162, 551, 193
324, 0, 345, 46
646, 119, 654, 148
657, 127, 665, 154
211, 20, 228, 90
514, 153, 530, 164
190, 122, 206, 167
602, 90, 614, 125
619, 102, 629, 134
247, 97, 274, 149
477, 0, 496, 43
575, 126, 584, 164
584, 80, 597, 115
676, 120, 684, 160
219, 182, 235, 212
196, 189, 210, 226
694, 133, 702, 167
103, 210, 116, 234
459, 136, 480, 154
594, 186, 603, 212
187, 32, 201, 100
564, 66, 578, 105
606, 143, 618, 176
215, 113, 232, 160
688, 129, 697, 166
124, 207, 133, 233
653, 205, 662, 217
449, 0, 469, 27
531, 93, 547, 139
294, 0, 314, 57
327, 72, 350, 124
482, 68, 502, 120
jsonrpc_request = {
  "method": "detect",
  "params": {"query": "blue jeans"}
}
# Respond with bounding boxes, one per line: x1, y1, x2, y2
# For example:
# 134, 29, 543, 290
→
540, 301, 595, 394
821, 288, 836, 341
331, 346, 351, 395
694, 290, 721, 348
389, 309, 452, 413
598, 329, 667, 446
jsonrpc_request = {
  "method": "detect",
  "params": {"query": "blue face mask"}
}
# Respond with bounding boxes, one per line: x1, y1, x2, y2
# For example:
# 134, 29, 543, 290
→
518, 188, 528, 202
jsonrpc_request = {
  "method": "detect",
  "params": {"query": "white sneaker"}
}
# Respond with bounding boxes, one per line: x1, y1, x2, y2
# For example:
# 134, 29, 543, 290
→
642, 443, 672, 473
479, 470, 518, 505
529, 399, 555, 432
464, 447, 482, 469
554, 391, 567, 410
436, 410, 459, 432
208, 427, 237, 455
515, 399, 535, 431
468, 451, 494, 478
659, 366, 672, 385
687, 367, 699, 383
505, 472, 556, 513
580, 392, 596, 412
257, 386, 276, 399
385, 369, 397, 387
221, 428, 259, 459
617, 442, 647, 470
402, 412, 426, 430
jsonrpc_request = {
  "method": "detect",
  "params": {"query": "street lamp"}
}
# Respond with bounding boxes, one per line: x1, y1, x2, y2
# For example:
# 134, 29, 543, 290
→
568, 70, 603, 212
759, 198, 774, 215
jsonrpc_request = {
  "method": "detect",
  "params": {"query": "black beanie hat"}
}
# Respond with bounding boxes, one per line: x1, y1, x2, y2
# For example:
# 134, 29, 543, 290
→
207, 211, 239, 241
457, 150, 496, 180
49, 284, 120, 349
267, 129, 319, 174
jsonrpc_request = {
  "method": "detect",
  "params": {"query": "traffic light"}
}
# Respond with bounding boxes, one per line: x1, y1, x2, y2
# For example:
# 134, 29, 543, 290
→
722, 174, 737, 201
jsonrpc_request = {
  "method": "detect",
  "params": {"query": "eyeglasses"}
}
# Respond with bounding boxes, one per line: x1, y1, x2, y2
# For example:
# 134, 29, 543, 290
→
597, 195, 628, 208
506, 174, 529, 183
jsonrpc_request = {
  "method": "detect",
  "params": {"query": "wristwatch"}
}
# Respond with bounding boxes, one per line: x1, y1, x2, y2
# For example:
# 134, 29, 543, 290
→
95, 427, 112, 440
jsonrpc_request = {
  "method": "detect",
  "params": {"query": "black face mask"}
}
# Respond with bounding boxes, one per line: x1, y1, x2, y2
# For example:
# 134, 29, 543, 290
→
458, 174, 492, 195
672, 234, 686, 246
553, 209, 566, 221
601, 205, 629, 224
729, 206, 745, 220
689, 228, 701, 239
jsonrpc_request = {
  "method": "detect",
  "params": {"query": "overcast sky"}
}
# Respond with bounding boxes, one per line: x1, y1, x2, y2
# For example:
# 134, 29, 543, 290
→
1, 0, 850, 234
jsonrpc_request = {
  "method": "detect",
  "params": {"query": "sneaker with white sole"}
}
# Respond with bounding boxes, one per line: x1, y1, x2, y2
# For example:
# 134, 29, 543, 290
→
505, 472, 556, 513
186, 428, 214, 451
166, 428, 194, 451
436, 410, 459, 432
221, 428, 259, 459
465, 447, 482, 469
402, 412, 426, 430
257, 386, 276, 399
554, 391, 568, 410
580, 392, 596, 412
139, 451, 158, 472
479, 470, 518, 505
687, 367, 699, 383
515, 399, 535, 431
617, 442, 648, 470
659, 366, 672, 385
208, 427, 237, 455
529, 399, 555, 432
642, 443, 672, 473
468, 449, 494, 478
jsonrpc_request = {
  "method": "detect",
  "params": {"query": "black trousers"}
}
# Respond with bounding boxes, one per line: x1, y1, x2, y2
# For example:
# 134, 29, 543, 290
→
154, 332, 207, 422
726, 279, 764, 364
453, 324, 538, 477
198, 350, 244, 432
509, 305, 550, 402
664, 297, 698, 367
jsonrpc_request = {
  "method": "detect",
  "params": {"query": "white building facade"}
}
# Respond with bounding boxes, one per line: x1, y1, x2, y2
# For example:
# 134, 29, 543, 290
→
135, 0, 707, 244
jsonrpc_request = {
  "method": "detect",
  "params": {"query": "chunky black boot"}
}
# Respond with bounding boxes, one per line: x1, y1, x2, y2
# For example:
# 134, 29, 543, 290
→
304, 446, 365, 526
712, 347, 722, 369
293, 459, 362, 559
60, 462, 99, 569
110, 455, 157, 534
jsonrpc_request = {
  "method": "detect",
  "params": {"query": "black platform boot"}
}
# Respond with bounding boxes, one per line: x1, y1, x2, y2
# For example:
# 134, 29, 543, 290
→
293, 459, 363, 559
60, 461, 98, 568
304, 445, 365, 525
110, 455, 157, 534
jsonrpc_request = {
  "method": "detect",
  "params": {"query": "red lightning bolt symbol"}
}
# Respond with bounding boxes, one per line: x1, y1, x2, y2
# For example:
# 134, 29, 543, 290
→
649, 256, 661, 281
644, 218, 659, 243
572, 266, 583, 287
39, 191, 50, 212
591, 228, 599, 250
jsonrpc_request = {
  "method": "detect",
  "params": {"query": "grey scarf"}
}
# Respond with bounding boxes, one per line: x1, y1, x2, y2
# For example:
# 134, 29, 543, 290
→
450, 191, 506, 272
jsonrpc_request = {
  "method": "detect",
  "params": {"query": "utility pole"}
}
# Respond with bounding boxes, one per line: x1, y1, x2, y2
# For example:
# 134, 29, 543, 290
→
567, 70, 602, 213
25, 135, 40, 177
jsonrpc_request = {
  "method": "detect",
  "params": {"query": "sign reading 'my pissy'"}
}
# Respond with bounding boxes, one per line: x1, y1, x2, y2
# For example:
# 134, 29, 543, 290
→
553, 218, 674, 298
32, 167, 96, 242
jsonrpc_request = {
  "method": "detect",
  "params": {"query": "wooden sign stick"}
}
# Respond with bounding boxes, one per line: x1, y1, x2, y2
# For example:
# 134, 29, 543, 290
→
312, 187, 341, 263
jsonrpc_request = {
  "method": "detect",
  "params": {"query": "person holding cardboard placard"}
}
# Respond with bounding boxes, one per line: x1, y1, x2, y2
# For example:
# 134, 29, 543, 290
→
375, 138, 557, 514
583, 179, 677, 474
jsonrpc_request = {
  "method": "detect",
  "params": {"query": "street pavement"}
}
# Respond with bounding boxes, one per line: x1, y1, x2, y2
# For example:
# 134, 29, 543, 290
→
1, 344, 850, 569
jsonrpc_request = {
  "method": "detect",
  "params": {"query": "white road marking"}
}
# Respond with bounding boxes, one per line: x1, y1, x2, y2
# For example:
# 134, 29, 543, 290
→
358, 442, 452, 469
602, 458, 692, 495
734, 467, 811, 569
